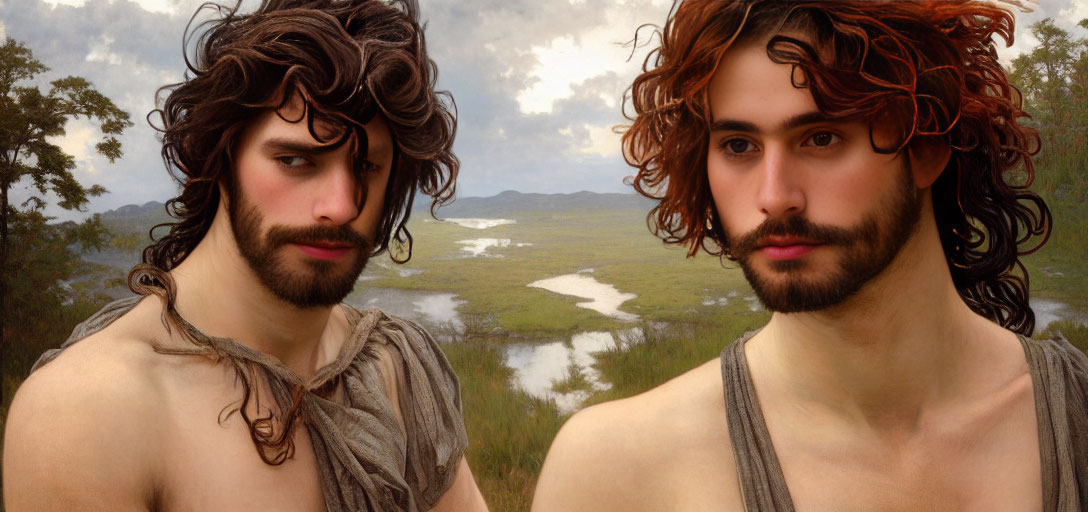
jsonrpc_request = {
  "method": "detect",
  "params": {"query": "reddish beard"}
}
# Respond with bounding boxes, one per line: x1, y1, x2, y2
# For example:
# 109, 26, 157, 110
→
725, 164, 921, 313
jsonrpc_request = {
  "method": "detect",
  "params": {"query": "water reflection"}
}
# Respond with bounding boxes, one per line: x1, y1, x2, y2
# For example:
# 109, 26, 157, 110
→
504, 328, 645, 414
443, 218, 516, 229
528, 274, 639, 321
1032, 298, 1088, 332
455, 238, 521, 258
345, 287, 464, 330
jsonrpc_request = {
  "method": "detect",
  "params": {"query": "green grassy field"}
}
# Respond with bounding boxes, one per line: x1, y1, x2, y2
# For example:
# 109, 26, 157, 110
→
353, 207, 758, 337
1020, 198, 1088, 312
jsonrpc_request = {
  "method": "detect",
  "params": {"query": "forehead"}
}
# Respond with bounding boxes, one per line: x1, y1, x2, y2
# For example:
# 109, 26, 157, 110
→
707, 42, 822, 131
241, 96, 393, 158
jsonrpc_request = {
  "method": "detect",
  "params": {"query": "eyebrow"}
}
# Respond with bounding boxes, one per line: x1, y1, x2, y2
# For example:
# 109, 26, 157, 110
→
262, 138, 337, 155
709, 111, 838, 134
262, 137, 393, 161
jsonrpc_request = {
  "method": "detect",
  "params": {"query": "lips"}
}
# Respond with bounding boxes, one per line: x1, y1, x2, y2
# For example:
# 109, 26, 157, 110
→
293, 242, 355, 260
756, 237, 821, 260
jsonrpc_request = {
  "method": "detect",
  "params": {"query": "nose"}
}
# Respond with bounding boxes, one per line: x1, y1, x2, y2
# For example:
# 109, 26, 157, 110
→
312, 162, 362, 225
756, 145, 805, 219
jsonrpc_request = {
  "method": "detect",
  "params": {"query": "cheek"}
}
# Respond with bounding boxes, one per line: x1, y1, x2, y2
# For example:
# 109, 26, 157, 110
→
706, 159, 757, 234
706, 156, 731, 210
812, 154, 896, 220
235, 158, 297, 217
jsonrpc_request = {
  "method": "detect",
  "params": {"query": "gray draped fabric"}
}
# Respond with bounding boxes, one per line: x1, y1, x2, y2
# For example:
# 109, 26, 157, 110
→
720, 332, 1088, 511
720, 331, 795, 511
1022, 335, 1088, 511
32, 296, 468, 512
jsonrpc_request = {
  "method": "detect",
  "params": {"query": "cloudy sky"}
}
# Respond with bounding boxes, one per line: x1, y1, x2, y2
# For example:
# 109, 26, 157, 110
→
2, 0, 1086, 221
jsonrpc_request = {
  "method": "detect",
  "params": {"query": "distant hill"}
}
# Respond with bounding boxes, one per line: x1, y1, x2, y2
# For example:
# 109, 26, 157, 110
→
94, 191, 657, 234
418, 190, 655, 218
98, 200, 173, 236
99, 201, 168, 220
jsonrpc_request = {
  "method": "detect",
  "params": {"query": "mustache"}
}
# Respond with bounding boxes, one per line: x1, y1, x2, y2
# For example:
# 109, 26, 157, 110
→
264, 223, 373, 250
729, 216, 859, 258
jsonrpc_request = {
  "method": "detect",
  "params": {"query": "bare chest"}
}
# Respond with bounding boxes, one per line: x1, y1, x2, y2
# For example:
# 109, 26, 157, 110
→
654, 415, 1042, 512
649, 372, 1043, 512
155, 361, 327, 512
774, 402, 1042, 511
778, 435, 1042, 512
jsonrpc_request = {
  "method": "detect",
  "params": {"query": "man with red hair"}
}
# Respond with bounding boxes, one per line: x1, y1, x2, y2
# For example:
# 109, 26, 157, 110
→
534, 1, 1086, 510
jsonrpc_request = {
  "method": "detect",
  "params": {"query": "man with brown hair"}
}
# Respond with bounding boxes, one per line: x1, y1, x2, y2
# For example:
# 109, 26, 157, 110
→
534, 1, 1086, 510
4, 1, 487, 510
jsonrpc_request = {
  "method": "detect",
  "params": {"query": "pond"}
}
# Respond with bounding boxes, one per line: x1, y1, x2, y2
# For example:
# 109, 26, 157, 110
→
454, 238, 533, 257
1031, 298, 1088, 332
503, 328, 645, 414
443, 218, 516, 229
527, 274, 639, 321
344, 287, 464, 330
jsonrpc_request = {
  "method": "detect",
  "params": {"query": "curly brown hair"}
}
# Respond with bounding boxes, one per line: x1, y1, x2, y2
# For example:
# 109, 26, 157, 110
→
144, 0, 456, 271
624, 0, 1052, 335
128, 0, 457, 466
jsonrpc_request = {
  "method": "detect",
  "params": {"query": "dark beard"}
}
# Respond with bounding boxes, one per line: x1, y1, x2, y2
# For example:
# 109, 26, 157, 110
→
228, 189, 374, 309
727, 166, 921, 313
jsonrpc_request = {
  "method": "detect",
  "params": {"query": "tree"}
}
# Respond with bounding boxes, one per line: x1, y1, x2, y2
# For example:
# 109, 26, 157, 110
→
1010, 20, 1076, 150
1009, 18, 1088, 201
0, 38, 132, 392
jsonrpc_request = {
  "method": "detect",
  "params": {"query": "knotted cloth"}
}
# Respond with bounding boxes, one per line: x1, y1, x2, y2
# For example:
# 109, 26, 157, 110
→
33, 296, 468, 512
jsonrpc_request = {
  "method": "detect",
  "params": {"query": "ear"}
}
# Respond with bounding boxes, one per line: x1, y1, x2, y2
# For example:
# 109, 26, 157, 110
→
907, 139, 951, 189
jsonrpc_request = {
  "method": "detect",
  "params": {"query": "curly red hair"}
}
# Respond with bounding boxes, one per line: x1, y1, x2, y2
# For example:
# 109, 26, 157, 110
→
624, 0, 1051, 334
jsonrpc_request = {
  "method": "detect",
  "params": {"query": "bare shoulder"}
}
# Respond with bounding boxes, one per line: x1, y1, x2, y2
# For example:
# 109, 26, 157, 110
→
4, 296, 170, 511
533, 357, 741, 512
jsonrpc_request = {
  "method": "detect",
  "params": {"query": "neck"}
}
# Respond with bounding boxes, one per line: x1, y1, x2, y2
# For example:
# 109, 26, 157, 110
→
166, 204, 343, 379
746, 207, 1016, 435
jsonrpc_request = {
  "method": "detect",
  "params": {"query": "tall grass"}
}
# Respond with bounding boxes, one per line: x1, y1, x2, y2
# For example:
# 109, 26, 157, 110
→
586, 313, 769, 406
441, 340, 566, 512
1040, 319, 1088, 355
1022, 198, 1088, 312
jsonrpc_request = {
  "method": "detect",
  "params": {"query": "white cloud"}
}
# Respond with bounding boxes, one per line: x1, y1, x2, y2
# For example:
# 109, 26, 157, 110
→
41, 0, 86, 7
128, 0, 178, 15
517, 35, 587, 114
86, 35, 122, 65
995, 0, 1088, 64
514, 2, 661, 115
1059, 0, 1088, 22
42, 0, 178, 15
576, 123, 620, 157
49, 119, 98, 162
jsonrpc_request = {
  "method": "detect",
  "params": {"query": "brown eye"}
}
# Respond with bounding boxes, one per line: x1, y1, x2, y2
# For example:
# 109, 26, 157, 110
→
276, 156, 310, 168
722, 138, 753, 155
807, 132, 839, 147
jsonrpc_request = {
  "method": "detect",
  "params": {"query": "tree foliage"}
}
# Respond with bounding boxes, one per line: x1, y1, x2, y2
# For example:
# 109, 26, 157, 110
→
0, 37, 131, 406
1009, 18, 1088, 201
